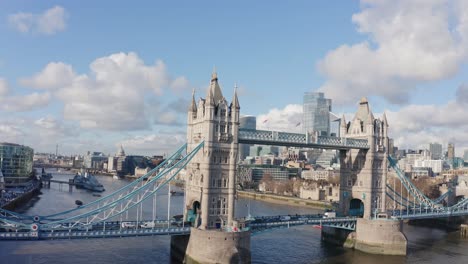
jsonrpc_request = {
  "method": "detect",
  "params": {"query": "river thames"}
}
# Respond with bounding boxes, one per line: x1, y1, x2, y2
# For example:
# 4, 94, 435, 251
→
0, 170, 467, 264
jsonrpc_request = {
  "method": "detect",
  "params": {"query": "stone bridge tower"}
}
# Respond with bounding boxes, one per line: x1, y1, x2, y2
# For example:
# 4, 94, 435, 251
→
177, 72, 250, 264
185, 71, 240, 229
338, 97, 389, 219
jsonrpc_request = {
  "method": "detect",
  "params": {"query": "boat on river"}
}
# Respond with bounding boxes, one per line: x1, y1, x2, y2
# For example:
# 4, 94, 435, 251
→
73, 172, 105, 192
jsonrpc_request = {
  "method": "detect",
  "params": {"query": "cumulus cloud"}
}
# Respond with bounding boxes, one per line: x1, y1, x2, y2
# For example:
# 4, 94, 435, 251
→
256, 104, 303, 132
318, 0, 468, 105
20, 62, 75, 89
8, 6, 68, 35
384, 84, 468, 154
118, 133, 186, 156
0, 124, 25, 142
21, 52, 190, 130
0, 92, 50, 112
0, 116, 80, 153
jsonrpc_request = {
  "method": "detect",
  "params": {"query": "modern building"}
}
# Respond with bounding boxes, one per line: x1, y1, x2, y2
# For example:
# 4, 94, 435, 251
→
414, 159, 443, 174
249, 145, 279, 157
303, 92, 332, 136
448, 143, 455, 160
0, 142, 34, 184
238, 164, 291, 182
464, 149, 468, 162
429, 143, 443, 160
84, 151, 107, 169
239, 115, 256, 161
315, 150, 337, 168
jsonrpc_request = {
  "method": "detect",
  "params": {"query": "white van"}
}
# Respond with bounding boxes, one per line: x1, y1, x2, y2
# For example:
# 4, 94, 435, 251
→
323, 212, 336, 218
140, 221, 156, 229
121, 222, 136, 229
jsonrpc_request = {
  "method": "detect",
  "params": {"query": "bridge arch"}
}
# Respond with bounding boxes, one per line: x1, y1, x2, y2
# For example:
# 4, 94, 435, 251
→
187, 200, 201, 227
349, 198, 364, 217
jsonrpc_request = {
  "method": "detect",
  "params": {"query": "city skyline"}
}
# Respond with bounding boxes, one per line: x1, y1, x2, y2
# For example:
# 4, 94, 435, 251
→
1, 1, 468, 156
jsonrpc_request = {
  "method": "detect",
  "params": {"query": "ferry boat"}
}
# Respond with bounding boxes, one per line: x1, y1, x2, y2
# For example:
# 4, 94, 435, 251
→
73, 172, 105, 192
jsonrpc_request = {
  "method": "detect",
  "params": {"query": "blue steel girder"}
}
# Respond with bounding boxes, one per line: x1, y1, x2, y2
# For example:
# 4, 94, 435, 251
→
37, 142, 204, 232
238, 128, 369, 150
0, 143, 189, 224
249, 216, 357, 234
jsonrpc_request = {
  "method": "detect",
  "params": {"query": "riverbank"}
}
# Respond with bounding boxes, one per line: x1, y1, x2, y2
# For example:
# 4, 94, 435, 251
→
1, 183, 41, 211
237, 190, 333, 209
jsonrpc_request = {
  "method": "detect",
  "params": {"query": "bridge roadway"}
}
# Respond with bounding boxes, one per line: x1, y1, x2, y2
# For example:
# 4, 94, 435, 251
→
0, 215, 357, 240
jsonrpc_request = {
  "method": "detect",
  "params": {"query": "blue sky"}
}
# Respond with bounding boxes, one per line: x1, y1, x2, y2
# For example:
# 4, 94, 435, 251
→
1, 1, 468, 156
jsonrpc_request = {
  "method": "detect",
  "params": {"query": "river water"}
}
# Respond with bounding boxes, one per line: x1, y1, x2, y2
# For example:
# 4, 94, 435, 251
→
0, 169, 467, 264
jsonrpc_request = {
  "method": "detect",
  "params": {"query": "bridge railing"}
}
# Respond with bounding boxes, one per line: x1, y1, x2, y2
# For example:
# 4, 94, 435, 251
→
238, 128, 369, 149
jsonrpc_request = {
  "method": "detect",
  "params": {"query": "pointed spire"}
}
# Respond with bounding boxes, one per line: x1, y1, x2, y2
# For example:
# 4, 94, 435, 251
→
232, 83, 240, 109
118, 145, 125, 156
189, 88, 197, 112
207, 70, 223, 103
211, 66, 218, 82
366, 109, 374, 125
341, 114, 347, 127
206, 86, 215, 106
382, 111, 388, 126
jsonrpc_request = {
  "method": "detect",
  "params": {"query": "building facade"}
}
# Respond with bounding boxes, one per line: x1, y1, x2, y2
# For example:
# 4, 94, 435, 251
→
239, 115, 256, 161
303, 92, 332, 136
0, 142, 34, 184
448, 143, 455, 160
429, 143, 443, 160
185, 72, 239, 229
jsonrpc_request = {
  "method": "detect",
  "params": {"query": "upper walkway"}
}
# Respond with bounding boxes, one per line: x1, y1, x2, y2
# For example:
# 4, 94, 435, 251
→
238, 128, 369, 150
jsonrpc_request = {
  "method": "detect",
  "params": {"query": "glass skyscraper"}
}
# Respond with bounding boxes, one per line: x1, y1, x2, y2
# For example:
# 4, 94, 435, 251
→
303, 92, 332, 136
0, 142, 34, 184
239, 115, 256, 161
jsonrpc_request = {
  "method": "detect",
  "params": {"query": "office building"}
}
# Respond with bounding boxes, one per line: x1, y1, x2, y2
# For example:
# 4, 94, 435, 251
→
239, 116, 256, 161
0, 142, 34, 184
429, 143, 443, 160
448, 143, 455, 160
303, 92, 332, 136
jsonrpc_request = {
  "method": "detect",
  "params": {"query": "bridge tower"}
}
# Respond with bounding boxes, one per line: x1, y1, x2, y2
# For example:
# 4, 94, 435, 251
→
177, 71, 251, 264
329, 98, 406, 255
338, 97, 389, 219
185, 70, 239, 229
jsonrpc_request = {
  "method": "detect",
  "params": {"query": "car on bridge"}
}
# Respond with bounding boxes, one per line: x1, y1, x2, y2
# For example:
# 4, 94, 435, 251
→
121, 222, 136, 229
140, 221, 157, 229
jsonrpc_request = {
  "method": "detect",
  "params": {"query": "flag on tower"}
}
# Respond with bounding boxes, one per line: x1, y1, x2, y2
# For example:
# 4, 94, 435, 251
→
295, 122, 301, 127
263, 119, 268, 124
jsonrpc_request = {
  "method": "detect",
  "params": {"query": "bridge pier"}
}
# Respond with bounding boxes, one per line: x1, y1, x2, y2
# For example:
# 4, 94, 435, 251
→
173, 228, 251, 264
322, 219, 407, 255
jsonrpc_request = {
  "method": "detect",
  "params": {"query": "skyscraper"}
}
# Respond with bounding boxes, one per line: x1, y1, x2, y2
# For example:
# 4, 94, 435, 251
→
303, 92, 332, 136
239, 115, 256, 161
429, 142, 442, 160
448, 143, 455, 159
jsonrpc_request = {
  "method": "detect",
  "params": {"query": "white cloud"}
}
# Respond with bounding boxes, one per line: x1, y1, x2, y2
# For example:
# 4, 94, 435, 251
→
22, 52, 190, 130
256, 104, 303, 132
20, 62, 75, 89
118, 133, 186, 156
0, 92, 50, 112
0, 78, 9, 96
8, 6, 68, 35
0, 124, 24, 142
318, 0, 468, 105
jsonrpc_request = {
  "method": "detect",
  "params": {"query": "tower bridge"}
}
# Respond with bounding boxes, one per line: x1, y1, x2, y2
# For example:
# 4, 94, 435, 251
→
1, 72, 468, 262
